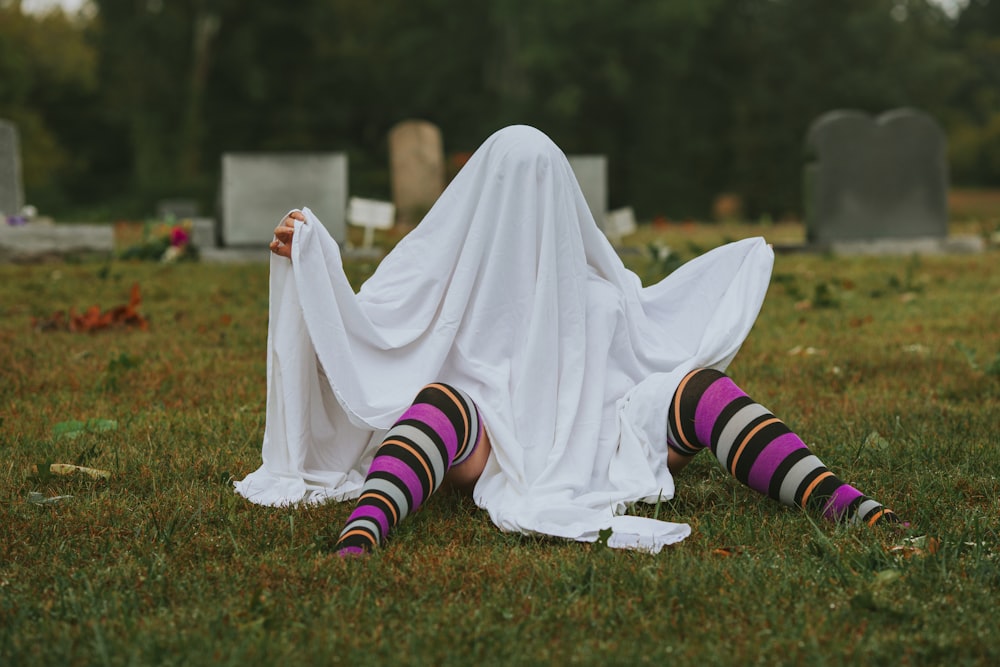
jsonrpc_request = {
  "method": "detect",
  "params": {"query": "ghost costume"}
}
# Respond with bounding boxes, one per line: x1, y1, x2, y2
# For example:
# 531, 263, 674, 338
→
234, 125, 774, 553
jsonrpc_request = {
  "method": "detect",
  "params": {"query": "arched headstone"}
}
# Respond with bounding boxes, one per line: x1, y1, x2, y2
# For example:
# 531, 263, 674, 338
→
804, 109, 948, 243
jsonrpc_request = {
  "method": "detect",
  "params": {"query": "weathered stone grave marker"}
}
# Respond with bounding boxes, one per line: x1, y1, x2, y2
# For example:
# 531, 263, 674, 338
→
805, 109, 948, 244
221, 153, 347, 245
389, 120, 445, 225
0, 224, 113, 262
0, 119, 24, 218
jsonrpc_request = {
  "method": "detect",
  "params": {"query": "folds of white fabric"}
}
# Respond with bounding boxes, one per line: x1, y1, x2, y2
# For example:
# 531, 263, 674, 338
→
235, 125, 774, 553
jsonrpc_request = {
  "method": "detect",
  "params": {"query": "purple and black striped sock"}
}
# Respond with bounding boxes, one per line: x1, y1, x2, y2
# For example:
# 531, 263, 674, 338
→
668, 369, 898, 526
335, 383, 482, 555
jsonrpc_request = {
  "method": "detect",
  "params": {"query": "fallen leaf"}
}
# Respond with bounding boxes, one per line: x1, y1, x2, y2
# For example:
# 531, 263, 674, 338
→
888, 535, 940, 559
33, 284, 149, 333
48, 463, 111, 480
53, 418, 118, 440
712, 546, 745, 557
788, 346, 824, 356
873, 569, 902, 586
52, 420, 86, 439
863, 431, 891, 451
30, 463, 111, 480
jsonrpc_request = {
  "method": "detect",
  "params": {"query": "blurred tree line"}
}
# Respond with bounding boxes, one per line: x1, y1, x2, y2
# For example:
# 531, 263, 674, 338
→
1, 0, 998, 221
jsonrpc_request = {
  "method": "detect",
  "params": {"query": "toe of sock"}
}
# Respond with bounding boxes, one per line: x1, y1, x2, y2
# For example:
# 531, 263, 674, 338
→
336, 545, 370, 559
867, 507, 903, 527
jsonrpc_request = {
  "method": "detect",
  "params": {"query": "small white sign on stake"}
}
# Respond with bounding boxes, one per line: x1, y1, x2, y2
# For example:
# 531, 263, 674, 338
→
604, 206, 637, 244
347, 197, 396, 249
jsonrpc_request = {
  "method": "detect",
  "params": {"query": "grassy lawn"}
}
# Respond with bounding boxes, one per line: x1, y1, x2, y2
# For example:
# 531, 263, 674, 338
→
1, 222, 998, 666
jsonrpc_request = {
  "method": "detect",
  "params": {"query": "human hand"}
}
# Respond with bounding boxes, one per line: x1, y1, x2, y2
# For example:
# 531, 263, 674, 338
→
269, 210, 305, 259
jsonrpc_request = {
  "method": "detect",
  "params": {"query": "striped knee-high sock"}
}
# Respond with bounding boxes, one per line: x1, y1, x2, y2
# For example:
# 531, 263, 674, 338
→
667, 368, 898, 526
335, 383, 482, 555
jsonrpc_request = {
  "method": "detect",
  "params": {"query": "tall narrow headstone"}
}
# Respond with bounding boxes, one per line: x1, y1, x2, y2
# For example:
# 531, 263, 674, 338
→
0, 120, 24, 218
389, 120, 445, 224
804, 109, 948, 243
221, 153, 348, 246
568, 155, 608, 231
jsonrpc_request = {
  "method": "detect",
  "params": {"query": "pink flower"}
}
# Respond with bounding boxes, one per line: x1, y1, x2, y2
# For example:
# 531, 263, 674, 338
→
169, 226, 190, 247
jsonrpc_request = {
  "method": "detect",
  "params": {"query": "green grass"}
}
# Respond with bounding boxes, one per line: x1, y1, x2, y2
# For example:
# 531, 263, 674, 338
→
1, 224, 998, 666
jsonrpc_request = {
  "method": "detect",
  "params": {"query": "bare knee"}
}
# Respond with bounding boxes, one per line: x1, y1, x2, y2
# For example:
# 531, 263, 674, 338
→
445, 428, 491, 494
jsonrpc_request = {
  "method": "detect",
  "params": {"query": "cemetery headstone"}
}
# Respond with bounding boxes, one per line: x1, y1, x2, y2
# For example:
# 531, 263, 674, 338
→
0, 224, 113, 263
221, 153, 348, 246
804, 109, 948, 244
389, 120, 446, 224
568, 155, 608, 232
0, 119, 24, 218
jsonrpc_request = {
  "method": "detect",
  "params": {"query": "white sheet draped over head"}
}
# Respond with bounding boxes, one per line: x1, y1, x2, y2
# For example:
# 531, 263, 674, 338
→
235, 125, 774, 553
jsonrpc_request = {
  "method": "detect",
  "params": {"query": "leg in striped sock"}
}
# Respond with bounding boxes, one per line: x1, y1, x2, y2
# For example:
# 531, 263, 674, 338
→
667, 368, 898, 526
335, 383, 483, 555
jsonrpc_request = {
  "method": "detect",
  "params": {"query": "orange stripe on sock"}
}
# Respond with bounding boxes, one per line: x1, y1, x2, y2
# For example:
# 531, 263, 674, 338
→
359, 491, 398, 523
384, 438, 435, 492
800, 471, 834, 508
429, 383, 470, 460
729, 417, 781, 475
866, 508, 887, 527
340, 529, 377, 545
673, 371, 699, 451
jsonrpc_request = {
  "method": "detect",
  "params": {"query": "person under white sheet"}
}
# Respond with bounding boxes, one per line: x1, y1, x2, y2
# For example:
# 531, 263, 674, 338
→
237, 125, 898, 556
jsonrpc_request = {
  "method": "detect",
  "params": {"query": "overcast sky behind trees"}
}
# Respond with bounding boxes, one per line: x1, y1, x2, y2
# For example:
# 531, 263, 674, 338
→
20, 0, 973, 18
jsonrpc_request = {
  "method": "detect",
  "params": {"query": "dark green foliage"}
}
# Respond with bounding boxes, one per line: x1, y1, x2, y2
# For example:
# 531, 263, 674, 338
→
2, 1, 994, 222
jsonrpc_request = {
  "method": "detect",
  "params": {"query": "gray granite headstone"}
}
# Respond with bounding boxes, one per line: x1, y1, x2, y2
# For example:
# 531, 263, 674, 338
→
805, 109, 948, 243
568, 155, 608, 231
0, 120, 24, 218
389, 120, 445, 224
222, 153, 347, 246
